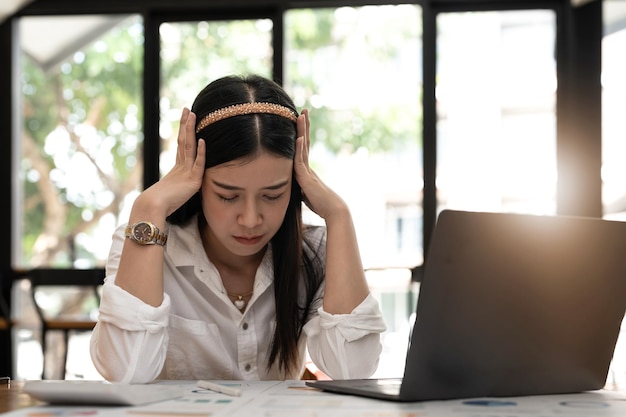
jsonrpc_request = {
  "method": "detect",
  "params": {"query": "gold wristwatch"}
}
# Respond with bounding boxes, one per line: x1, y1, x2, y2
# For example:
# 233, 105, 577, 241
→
125, 221, 168, 246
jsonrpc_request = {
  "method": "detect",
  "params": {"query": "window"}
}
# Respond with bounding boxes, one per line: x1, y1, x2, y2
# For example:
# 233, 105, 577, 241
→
4, 0, 612, 384
15, 14, 143, 379
285, 5, 423, 270
284, 4, 422, 377
436, 10, 557, 215
602, 1, 626, 222
159, 19, 273, 174
16, 15, 144, 269
603, 0, 626, 389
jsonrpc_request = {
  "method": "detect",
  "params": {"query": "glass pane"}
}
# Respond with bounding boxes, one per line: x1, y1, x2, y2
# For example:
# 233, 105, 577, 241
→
602, 2, 626, 222
603, 0, 626, 391
284, 5, 423, 270
159, 19, 273, 175
437, 10, 556, 215
285, 5, 422, 378
16, 15, 144, 268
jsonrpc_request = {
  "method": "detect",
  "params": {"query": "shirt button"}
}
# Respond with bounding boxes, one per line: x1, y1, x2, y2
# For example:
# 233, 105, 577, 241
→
245, 364, 251, 372
242, 322, 248, 330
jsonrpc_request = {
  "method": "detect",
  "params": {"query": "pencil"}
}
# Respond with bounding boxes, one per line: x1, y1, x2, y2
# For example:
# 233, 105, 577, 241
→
196, 380, 242, 397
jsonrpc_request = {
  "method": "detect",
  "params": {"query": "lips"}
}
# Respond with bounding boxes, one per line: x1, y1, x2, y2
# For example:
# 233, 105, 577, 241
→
234, 235, 263, 245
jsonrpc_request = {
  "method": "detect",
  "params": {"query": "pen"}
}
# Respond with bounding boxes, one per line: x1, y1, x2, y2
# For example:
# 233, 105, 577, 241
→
197, 380, 242, 397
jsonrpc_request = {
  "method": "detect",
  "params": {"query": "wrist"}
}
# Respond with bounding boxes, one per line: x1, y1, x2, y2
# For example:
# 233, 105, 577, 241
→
323, 202, 352, 226
130, 192, 169, 226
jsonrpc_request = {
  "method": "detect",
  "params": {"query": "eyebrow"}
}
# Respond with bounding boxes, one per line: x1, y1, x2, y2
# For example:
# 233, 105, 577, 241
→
211, 179, 290, 191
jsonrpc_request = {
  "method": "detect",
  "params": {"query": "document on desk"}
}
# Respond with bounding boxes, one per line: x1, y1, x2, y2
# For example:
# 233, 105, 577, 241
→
5, 380, 626, 417
226, 382, 626, 417
127, 380, 278, 416
122, 382, 626, 417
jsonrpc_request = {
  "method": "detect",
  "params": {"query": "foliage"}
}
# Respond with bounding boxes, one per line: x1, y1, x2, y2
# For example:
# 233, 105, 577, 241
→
21, 16, 144, 267
284, 6, 421, 153
19, 5, 422, 266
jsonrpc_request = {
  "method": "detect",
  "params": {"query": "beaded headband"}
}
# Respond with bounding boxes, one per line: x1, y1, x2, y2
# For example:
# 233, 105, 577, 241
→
195, 102, 298, 133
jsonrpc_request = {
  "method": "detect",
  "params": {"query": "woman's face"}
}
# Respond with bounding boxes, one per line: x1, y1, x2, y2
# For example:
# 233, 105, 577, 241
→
200, 151, 293, 259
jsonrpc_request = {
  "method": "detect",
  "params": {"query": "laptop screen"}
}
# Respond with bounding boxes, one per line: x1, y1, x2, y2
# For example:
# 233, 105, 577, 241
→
400, 210, 626, 400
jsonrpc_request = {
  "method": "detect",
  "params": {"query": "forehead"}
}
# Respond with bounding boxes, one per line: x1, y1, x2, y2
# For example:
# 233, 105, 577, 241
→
205, 152, 293, 187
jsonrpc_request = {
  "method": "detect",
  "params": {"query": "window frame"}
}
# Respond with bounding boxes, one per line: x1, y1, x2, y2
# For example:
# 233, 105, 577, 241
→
0, 0, 605, 378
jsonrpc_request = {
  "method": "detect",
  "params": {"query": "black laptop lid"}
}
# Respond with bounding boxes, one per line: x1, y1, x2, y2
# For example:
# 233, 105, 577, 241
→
400, 210, 626, 401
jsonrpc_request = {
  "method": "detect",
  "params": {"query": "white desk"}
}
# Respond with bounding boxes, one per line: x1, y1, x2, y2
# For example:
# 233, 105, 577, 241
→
3, 380, 626, 416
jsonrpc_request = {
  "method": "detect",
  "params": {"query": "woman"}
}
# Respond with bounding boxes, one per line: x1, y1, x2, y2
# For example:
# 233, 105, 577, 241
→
90, 74, 386, 383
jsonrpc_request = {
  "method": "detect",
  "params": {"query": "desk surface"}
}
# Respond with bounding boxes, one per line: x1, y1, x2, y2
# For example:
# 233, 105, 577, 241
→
0, 381, 43, 414
2, 380, 626, 417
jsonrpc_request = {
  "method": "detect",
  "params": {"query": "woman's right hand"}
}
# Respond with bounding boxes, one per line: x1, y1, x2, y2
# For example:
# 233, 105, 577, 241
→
140, 108, 206, 217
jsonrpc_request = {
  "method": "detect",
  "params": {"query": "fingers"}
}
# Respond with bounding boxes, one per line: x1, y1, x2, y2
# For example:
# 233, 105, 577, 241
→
155, 108, 204, 217
303, 109, 310, 149
176, 108, 190, 164
295, 136, 305, 172
184, 110, 204, 180
295, 133, 308, 175
175, 107, 199, 168
193, 138, 206, 176
183, 110, 197, 166
302, 110, 310, 162
296, 109, 311, 166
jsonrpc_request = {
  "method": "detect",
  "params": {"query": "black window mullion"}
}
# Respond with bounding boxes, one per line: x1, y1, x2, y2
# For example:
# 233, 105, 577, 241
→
421, 1, 437, 272
272, 7, 285, 83
143, 12, 161, 189
0, 16, 15, 380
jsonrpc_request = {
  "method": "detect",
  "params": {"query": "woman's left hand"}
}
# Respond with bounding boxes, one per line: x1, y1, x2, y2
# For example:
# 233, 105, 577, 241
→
294, 109, 347, 221
295, 109, 370, 314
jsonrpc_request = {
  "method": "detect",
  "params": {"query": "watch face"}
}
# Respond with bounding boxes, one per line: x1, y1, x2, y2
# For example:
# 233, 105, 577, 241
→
133, 222, 154, 242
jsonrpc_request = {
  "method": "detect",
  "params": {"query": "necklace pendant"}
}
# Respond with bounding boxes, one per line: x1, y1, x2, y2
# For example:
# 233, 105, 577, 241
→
234, 298, 246, 310
227, 291, 253, 311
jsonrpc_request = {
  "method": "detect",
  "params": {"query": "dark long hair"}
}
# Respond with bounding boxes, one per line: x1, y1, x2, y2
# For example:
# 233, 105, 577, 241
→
168, 74, 323, 376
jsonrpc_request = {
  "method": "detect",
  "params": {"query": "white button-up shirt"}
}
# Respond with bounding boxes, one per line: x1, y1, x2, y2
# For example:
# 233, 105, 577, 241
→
90, 217, 387, 383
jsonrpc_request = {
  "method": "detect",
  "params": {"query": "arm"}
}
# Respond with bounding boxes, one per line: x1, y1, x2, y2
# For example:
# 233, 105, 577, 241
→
115, 108, 205, 306
90, 108, 205, 383
295, 110, 386, 378
294, 109, 369, 314
90, 225, 171, 383
304, 288, 387, 379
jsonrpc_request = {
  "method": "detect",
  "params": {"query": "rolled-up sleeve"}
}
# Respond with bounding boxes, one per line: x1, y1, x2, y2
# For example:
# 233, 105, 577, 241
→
304, 293, 387, 379
90, 275, 171, 383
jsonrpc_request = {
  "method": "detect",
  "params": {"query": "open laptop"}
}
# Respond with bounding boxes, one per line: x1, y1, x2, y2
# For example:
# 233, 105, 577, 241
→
306, 210, 626, 401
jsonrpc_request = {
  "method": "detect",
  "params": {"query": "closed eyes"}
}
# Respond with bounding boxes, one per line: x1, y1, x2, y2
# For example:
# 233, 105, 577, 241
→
218, 194, 284, 203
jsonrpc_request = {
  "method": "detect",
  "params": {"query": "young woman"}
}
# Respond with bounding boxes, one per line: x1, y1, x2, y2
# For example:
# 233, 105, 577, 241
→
90, 74, 386, 382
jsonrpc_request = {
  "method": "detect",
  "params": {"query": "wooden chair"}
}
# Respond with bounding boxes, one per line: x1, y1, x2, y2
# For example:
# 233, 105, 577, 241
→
27, 268, 104, 379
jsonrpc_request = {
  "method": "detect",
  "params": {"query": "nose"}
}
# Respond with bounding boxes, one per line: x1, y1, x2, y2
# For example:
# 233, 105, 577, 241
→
238, 198, 262, 228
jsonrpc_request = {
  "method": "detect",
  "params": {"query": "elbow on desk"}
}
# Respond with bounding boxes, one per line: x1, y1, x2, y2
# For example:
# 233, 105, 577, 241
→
312, 333, 383, 380
89, 323, 164, 384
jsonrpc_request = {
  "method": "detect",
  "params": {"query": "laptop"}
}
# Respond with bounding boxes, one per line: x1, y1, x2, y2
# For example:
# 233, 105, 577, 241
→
307, 210, 626, 401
